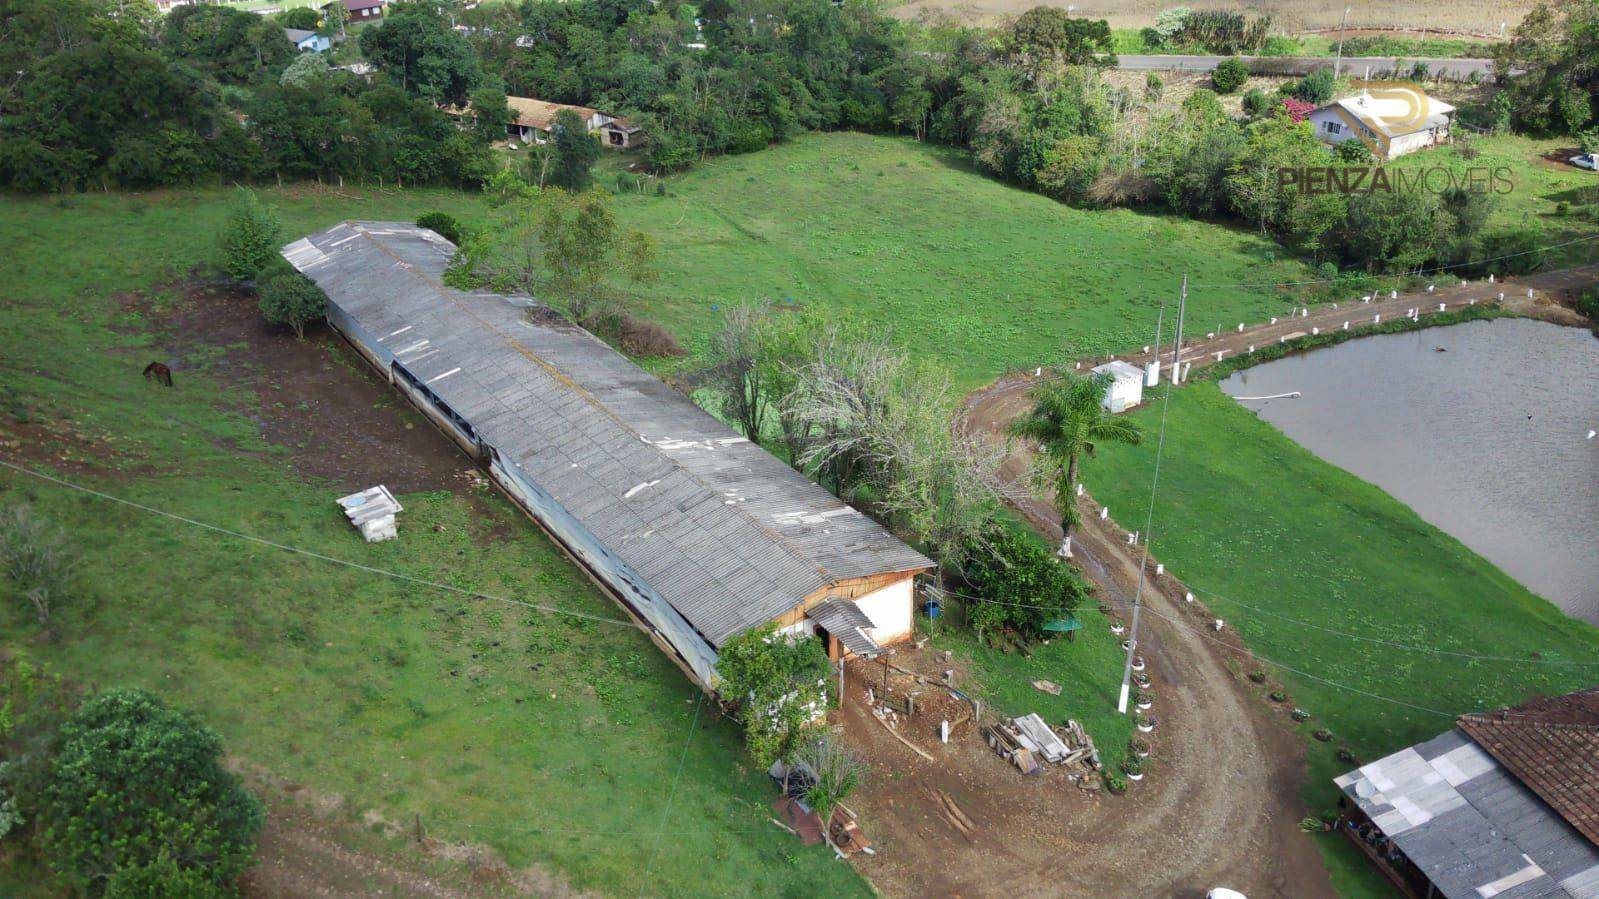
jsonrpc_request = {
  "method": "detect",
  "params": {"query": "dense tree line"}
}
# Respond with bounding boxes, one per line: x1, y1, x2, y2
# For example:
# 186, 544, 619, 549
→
0, 0, 496, 191
4, 0, 1589, 276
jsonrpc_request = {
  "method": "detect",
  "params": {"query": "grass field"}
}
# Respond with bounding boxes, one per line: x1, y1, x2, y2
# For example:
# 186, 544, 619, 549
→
0, 186, 870, 897
610, 133, 1313, 387
1079, 381, 1599, 891
3, 129, 1594, 894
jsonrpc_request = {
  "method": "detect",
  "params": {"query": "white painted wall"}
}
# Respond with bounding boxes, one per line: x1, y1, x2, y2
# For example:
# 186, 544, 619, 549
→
854, 576, 914, 645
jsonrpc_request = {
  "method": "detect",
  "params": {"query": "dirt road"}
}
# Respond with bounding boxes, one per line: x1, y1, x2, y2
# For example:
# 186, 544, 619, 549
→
898, 267, 1596, 897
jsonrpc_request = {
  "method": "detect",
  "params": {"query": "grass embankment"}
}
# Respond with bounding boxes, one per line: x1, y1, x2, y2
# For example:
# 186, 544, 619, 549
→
0, 187, 868, 897
612, 132, 1312, 387
1080, 377, 1599, 895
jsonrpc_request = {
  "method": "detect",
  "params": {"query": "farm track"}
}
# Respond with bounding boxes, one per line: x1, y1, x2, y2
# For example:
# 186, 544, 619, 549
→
934, 265, 1599, 896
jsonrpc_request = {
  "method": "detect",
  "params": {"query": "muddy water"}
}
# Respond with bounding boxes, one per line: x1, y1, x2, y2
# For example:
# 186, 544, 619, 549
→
1221, 318, 1599, 623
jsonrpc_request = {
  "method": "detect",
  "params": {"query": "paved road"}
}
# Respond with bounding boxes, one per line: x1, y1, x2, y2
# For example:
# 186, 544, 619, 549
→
1117, 54, 1497, 79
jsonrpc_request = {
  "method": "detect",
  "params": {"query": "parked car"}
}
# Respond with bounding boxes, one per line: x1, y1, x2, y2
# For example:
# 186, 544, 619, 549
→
1571, 153, 1599, 170
1207, 890, 1247, 899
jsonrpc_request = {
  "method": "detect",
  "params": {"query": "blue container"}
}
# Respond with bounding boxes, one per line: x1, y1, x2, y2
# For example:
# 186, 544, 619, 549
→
921, 599, 944, 619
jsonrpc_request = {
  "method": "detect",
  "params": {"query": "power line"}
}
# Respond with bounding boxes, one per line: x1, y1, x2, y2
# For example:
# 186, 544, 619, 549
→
940, 584, 1599, 666
0, 458, 642, 631
637, 692, 705, 898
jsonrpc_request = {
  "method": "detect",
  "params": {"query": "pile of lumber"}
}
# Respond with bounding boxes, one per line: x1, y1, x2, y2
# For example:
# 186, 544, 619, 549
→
982, 714, 1102, 777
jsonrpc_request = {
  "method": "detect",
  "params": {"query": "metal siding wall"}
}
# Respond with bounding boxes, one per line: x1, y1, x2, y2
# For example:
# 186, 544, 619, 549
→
490, 459, 721, 687
324, 297, 722, 689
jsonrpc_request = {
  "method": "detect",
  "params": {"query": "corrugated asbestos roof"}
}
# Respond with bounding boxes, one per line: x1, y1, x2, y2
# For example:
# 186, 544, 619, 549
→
1458, 687, 1599, 847
282, 222, 932, 648
1336, 728, 1599, 898
807, 597, 882, 657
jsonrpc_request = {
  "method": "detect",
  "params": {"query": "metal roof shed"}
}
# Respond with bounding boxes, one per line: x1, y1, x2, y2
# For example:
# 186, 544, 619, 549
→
281, 222, 933, 689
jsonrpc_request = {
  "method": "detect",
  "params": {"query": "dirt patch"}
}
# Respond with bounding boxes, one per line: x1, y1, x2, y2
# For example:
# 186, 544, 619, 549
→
232, 761, 594, 899
128, 278, 478, 495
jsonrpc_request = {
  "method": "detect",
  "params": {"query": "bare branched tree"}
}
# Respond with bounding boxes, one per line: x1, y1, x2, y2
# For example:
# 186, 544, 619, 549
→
780, 330, 1001, 570
795, 732, 865, 851
0, 505, 76, 628
695, 300, 772, 441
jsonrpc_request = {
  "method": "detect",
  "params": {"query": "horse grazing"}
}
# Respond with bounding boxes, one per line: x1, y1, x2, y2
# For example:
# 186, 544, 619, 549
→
142, 362, 173, 387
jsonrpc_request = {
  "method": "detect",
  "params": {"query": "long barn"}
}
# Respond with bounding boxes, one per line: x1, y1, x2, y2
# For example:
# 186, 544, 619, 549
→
282, 222, 933, 689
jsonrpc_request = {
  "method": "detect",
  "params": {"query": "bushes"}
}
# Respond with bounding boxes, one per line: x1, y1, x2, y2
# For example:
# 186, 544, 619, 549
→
1212, 57, 1249, 94
1576, 288, 1599, 321
715, 626, 832, 768
961, 523, 1087, 639
1293, 68, 1337, 106
257, 267, 327, 338
415, 211, 465, 245
0, 504, 76, 628
1242, 88, 1272, 117
218, 189, 282, 281
40, 688, 263, 894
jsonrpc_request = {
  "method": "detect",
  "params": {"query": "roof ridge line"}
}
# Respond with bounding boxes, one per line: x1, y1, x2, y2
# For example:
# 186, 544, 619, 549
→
347, 222, 852, 588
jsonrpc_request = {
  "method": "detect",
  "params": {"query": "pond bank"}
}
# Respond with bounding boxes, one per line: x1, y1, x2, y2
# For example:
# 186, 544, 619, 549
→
1222, 316, 1599, 623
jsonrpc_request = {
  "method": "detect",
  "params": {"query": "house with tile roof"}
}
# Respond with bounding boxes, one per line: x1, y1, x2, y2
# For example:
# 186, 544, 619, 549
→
1335, 686, 1599, 898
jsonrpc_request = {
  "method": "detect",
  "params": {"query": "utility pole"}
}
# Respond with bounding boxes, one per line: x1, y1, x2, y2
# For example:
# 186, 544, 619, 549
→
1334, 6, 1352, 77
1118, 275, 1185, 714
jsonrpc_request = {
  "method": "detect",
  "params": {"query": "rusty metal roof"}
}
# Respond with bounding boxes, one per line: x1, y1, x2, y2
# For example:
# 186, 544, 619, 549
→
282, 222, 931, 648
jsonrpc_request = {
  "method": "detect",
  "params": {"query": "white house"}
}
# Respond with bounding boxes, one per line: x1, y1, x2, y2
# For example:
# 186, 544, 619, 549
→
1308, 93, 1455, 161
1091, 360, 1145, 414
283, 28, 333, 53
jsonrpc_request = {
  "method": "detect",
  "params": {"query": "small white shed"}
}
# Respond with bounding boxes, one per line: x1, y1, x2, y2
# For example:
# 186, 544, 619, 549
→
1091, 361, 1145, 414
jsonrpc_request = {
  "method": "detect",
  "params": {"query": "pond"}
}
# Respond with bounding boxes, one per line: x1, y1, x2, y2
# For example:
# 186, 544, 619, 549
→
1221, 318, 1599, 624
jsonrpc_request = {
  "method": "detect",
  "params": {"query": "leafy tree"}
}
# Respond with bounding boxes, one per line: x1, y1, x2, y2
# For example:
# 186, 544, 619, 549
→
1496, 0, 1599, 135
106, 856, 226, 899
1004, 8, 1116, 87
714, 626, 831, 768
466, 86, 514, 144
218, 190, 282, 281
1008, 372, 1142, 558
276, 7, 320, 31
257, 268, 327, 338
359, 1, 481, 105
1212, 56, 1248, 93
961, 522, 1087, 638
548, 108, 600, 191
40, 688, 263, 894
448, 191, 655, 327
279, 51, 331, 88
0, 505, 76, 629
162, 5, 294, 84
1292, 68, 1336, 105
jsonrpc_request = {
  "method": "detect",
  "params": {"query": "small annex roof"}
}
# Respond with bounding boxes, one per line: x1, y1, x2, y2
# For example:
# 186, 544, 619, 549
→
281, 223, 932, 650
807, 598, 883, 657
1458, 686, 1599, 846
283, 28, 317, 43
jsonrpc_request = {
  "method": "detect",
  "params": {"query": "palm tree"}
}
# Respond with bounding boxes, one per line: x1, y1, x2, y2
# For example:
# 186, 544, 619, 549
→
1008, 372, 1143, 558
